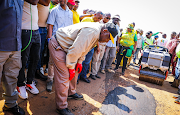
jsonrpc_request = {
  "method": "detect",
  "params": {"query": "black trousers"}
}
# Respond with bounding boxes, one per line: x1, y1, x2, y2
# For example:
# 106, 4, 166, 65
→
17, 30, 41, 86
116, 47, 129, 73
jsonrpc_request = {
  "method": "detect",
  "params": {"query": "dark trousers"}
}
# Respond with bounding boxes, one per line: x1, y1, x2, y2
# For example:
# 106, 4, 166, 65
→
17, 30, 41, 86
116, 47, 128, 73
37, 27, 47, 69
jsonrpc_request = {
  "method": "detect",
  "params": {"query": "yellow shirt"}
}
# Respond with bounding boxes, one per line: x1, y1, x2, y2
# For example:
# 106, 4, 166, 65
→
72, 10, 80, 24
81, 17, 94, 22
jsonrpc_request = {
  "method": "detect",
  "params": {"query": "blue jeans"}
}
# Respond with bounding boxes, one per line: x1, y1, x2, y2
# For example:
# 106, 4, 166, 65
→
133, 48, 141, 63
175, 58, 180, 79
78, 48, 94, 79
37, 27, 47, 69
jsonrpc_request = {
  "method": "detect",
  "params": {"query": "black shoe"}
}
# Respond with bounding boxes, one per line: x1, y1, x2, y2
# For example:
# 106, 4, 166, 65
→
95, 75, 101, 79
3, 105, 25, 115
80, 77, 91, 83
90, 74, 96, 80
35, 70, 47, 81
56, 108, 74, 115
121, 72, 125, 75
169, 82, 173, 84
68, 93, 83, 100
114, 67, 118, 71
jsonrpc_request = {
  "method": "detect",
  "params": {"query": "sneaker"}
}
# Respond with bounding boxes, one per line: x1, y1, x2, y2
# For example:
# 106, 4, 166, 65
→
174, 96, 180, 104
40, 67, 44, 75
3, 105, 25, 115
17, 86, 28, 99
26, 83, 39, 94
44, 68, 48, 73
56, 108, 74, 115
100, 69, 105, 74
46, 81, 53, 92
106, 69, 115, 73
173, 95, 179, 99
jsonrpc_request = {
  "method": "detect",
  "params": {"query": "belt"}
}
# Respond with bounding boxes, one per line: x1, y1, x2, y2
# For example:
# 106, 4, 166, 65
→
22, 29, 38, 32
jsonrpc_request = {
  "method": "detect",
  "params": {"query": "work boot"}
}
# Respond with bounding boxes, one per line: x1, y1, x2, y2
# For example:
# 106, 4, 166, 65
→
100, 69, 105, 74
89, 74, 96, 80
46, 81, 53, 92
122, 68, 125, 75
3, 105, 25, 115
178, 89, 180, 95
68, 93, 83, 100
106, 69, 115, 73
56, 108, 74, 115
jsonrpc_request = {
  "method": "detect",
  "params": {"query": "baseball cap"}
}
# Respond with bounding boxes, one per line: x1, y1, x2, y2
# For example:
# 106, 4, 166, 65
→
68, 0, 75, 5
154, 35, 159, 38
75, 0, 80, 3
105, 23, 118, 44
112, 15, 121, 21
127, 24, 134, 29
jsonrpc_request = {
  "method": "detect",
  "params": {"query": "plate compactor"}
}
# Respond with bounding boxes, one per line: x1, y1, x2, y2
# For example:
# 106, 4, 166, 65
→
139, 45, 170, 86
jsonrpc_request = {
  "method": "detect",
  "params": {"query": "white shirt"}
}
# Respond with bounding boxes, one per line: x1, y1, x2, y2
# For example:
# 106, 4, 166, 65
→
137, 34, 144, 48
106, 24, 121, 47
157, 38, 168, 47
22, 1, 39, 30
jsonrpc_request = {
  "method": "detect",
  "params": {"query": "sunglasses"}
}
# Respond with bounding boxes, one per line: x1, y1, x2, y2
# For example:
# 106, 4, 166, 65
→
106, 17, 111, 20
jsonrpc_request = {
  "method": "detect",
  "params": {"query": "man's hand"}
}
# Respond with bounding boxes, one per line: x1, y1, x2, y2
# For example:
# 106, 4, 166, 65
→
116, 46, 119, 52
132, 50, 135, 55
69, 69, 75, 81
75, 63, 82, 73
96, 47, 100, 54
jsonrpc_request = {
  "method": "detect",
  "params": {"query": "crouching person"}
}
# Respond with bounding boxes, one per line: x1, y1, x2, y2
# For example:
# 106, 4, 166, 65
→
114, 24, 137, 75
48, 22, 117, 115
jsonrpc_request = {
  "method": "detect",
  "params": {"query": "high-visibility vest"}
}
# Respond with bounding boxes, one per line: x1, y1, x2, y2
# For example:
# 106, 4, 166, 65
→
176, 44, 180, 58
120, 32, 135, 47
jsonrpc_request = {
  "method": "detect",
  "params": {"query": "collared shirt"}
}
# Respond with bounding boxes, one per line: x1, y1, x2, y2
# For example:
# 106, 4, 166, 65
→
55, 22, 103, 69
47, 4, 73, 36
0, 0, 23, 51
106, 24, 121, 47
165, 39, 178, 54
72, 10, 80, 24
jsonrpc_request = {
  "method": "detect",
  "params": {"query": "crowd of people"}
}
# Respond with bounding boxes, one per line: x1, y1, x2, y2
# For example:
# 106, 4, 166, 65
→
0, 0, 180, 115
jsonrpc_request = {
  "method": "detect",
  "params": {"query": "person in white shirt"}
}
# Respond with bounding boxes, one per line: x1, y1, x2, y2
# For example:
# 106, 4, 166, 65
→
100, 15, 121, 74
133, 29, 144, 64
157, 34, 168, 47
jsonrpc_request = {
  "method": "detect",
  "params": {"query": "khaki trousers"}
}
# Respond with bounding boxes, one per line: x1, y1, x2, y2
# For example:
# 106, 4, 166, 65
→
0, 50, 21, 108
91, 43, 106, 75
48, 37, 78, 109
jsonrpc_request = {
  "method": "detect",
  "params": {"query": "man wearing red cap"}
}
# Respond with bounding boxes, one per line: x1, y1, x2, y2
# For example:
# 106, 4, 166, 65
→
67, 0, 75, 10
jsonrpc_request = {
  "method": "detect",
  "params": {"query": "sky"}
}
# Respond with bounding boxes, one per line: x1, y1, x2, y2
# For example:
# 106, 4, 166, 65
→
77, 0, 180, 39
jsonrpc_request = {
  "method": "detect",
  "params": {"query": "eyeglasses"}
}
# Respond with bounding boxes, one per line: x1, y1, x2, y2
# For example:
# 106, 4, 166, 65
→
106, 17, 111, 20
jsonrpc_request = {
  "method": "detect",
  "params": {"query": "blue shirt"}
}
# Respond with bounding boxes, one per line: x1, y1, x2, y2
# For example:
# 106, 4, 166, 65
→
0, 0, 24, 51
47, 4, 73, 36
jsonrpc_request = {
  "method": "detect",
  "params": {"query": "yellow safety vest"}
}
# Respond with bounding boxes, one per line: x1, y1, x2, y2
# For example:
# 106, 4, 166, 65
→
120, 31, 135, 47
